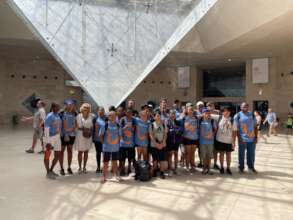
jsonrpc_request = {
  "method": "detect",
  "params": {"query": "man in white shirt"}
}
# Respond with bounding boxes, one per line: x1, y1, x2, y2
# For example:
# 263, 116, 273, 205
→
22, 100, 46, 154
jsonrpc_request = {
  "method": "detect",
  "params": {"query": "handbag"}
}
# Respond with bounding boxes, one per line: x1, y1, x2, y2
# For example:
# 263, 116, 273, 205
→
80, 115, 92, 139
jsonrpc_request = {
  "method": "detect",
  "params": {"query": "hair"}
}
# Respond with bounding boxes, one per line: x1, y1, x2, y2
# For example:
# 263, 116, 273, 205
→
108, 105, 116, 112
80, 103, 91, 114
223, 107, 232, 112
174, 99, 180, 104
160, 98, 167, 103
206, 102, 215, 107
50, 102, 59, 112
154, 109, 161, 115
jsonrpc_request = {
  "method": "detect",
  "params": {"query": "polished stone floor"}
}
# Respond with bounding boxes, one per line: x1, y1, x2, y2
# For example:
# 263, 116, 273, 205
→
0, 126, 293, 220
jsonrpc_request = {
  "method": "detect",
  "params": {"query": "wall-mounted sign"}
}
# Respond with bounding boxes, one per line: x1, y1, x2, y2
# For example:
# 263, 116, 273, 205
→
178, 66, 190, 88
252, 58, 269, 84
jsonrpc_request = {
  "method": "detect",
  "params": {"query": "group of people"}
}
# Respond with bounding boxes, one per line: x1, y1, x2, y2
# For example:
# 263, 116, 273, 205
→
23, 98, 279, 183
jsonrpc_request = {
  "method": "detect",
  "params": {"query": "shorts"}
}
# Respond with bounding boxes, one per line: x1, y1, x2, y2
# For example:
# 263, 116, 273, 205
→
103, 152, 119, 162
287, 125, 293, 129
61, 136, 75, 146
167, 143, 180, 152
150, 147, 167, 162
33, 128, 43, 140
46, 135, 61, 151
215, 141, 233, 152
183, 137, 199, 146
120, 147, 135, 161
200, 144, 214, 160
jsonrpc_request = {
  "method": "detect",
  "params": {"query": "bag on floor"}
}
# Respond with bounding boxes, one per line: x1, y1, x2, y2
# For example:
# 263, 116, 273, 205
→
134, 160, 151, 181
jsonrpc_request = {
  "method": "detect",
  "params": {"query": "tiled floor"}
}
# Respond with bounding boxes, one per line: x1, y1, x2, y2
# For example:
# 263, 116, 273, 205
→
0, 127, 292, 220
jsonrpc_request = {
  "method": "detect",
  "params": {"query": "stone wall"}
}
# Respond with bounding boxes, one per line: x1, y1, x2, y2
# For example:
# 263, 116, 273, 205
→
0, 57, 82, 125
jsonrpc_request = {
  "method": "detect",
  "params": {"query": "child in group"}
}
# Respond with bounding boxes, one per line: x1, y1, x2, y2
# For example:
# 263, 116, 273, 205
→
135, 110, 150, 161
149, 110, 168, 179
199, 108, 217, 175
100, 111, 121, 183
166, 110, 183, 174
43, 103, 62, 180
119, 108, 136, 176
93, 107, 106, 173
59, 99, 77, 176
215, 107, 234, 175
182, 106, 199, 172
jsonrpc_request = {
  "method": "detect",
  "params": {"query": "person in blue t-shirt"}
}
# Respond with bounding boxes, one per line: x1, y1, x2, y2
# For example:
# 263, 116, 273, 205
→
43, 103, 62, 180
232, 102, 258, 174
93, 106, 106, 173
182, 106, 199, 171
59, 99, 77, 176
199, 108, 217, 175
99, 111, 121, 183
119, 108, 135, 176
134, 110, 150, 161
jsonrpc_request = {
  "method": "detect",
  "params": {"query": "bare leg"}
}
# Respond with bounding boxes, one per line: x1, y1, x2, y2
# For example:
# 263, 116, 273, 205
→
83, 151, 88, 170
78, 151, 83, 170
44, 148, 51, 173
59, 145, 66, 170
101, 162, 108, 183
219, 152, 224, 168
50, 151, 60, 171
67, 145, 73, 168
226, 152, 231, 168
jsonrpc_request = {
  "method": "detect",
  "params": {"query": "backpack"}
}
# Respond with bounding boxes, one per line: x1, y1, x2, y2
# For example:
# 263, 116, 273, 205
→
134, 160, 152, 181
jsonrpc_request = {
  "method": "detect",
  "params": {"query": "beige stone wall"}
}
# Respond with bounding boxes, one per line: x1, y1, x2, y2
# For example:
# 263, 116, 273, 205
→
128, 66, 199, 109
246, 57, 293, 121
0, 57, 82, 125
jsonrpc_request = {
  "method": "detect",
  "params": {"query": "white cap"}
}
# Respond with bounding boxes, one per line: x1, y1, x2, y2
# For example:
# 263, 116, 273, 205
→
196, 101, 204, 106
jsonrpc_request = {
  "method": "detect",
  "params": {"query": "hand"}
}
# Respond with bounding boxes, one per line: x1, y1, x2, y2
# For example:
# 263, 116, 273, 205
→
232, 142, 236, 151
253, 137, 258, 144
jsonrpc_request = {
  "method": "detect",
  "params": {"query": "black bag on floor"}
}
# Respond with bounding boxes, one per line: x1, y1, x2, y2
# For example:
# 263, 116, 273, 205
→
134, 160, 151, 181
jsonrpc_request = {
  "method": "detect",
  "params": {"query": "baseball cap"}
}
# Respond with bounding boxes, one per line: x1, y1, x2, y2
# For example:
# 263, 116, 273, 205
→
202, 108, 210, 113
196, 101, 204, 106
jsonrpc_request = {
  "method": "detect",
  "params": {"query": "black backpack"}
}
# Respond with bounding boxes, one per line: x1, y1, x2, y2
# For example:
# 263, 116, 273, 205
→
134, 160, 152, 181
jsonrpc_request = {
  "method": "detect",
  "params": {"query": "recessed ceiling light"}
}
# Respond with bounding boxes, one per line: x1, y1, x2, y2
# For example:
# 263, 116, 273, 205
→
228, 58, 232, 62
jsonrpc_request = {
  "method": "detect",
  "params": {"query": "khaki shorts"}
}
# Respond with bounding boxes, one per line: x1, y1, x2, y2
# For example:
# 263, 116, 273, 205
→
200, 144, 214, 160
33, 128, 43, 140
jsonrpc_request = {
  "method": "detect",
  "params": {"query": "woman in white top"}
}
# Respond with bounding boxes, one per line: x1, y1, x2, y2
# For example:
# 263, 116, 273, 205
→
215, 107, 234, 175
74, 103, 93, 174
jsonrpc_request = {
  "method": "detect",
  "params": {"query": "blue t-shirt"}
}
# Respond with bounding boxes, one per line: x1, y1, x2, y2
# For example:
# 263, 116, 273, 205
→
183, 116, 199, 140
100, 122, 120, 152
134, 118, 149, 147
199, 118, 217, 145
233, 111, 256, 143
93, 117, 106, 142
45, 112, 61, 137
61, 112, 76, 136
119, 117, 135, 148
266, 112, 276, 125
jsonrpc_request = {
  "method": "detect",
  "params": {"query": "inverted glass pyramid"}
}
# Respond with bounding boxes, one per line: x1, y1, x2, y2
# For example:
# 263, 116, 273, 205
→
8, 0, 217, 108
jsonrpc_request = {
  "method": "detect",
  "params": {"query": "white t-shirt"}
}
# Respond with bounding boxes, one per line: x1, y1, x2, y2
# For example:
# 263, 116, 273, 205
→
216, 116, 233, 144
33, 107, 46, 129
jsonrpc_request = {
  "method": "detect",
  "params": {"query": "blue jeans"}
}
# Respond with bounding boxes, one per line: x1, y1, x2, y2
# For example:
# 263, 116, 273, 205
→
238, 142, 256, 170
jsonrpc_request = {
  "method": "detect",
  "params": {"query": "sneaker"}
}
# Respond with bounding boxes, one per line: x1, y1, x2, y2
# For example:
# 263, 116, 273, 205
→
25, 148, 34, 154
127, 169, 132, 175
46, 172, 56, 180
38, 150, 44, 154
120, 170, 126, 176
51, 171, 59, 177
60, 169, 65, 176
207, 170, 214, 175
95, 168, 101, 174
197, 162, 203, 168
78, 168, 83, 174
249, 168, 258, 175
213, 164, 220, 170
67, 168, 73, 175
239, 169, 244, 174
83, 168, 87, 174
226, 168, 232, 175
220, 167, 225, 174
173, 170, 178, 175
160, 172, 165, 179
202, 169, 208, 175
